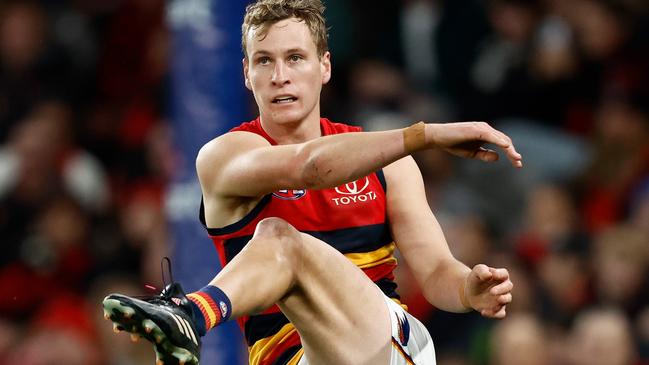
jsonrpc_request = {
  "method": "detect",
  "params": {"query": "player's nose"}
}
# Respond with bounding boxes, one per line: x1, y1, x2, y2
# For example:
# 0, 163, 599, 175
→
271, 62, 289, 85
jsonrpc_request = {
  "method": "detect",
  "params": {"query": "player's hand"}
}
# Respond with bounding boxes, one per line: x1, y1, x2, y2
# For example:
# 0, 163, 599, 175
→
464, 264, 513, 319
426, 122, 523, 168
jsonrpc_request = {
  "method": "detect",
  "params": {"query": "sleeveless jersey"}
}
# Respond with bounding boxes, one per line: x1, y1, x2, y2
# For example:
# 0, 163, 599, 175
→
200, 117, 400, 365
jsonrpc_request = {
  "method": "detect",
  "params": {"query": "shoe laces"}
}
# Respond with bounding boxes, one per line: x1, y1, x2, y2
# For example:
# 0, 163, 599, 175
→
161, 256, 174, 288
140, 257, 176, 302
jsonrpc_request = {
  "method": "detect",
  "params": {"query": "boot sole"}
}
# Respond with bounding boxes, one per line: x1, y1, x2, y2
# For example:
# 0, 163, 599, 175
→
103, 297, 199, 365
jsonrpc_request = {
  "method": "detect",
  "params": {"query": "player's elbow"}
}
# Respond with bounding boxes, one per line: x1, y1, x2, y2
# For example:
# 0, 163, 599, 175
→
294, 143, 329, 189
302, 156, 327, 189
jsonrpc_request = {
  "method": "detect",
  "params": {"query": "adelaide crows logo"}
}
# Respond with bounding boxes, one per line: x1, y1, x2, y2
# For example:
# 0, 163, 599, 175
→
396, 313, 410, 346
272, 189, 307, 200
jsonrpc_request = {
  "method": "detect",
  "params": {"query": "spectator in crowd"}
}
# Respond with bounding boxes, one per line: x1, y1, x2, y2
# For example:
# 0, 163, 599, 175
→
568, 308, 637, 365
490, 312, 549, 365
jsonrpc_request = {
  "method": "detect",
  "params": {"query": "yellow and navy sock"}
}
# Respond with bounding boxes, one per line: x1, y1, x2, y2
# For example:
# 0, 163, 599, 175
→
186, 285, 232, 336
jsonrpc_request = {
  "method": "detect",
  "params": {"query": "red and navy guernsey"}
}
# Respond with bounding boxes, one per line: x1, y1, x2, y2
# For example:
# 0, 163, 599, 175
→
200, 117, 400, 365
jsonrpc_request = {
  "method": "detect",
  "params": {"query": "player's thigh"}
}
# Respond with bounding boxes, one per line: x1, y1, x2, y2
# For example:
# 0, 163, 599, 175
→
277, 232, 392, 365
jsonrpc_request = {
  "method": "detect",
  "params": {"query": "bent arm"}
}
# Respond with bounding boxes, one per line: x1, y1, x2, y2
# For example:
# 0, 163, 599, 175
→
386, 157, 513, 317
385, 157, 471, 312
197, 128, 408, 198
198, 121, 522, 199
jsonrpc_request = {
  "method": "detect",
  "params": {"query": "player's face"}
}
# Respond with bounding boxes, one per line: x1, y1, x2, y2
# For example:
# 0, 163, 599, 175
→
243, 18, 331, 127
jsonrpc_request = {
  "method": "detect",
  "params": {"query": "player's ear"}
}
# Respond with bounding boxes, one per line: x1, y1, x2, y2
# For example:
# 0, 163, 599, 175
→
243, 58, 252, 90
320, 51, 331, 85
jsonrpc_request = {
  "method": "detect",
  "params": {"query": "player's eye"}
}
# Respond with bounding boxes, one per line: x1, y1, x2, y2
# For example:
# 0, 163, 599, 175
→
257, 56, 271, 65
289, 54, 302, 62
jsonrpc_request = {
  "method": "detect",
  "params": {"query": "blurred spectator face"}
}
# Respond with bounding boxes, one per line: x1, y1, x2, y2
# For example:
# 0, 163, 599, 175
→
488, 0, 539, 44
531, 17, 577, 81
525, 184, 576, 244
569, 0, 626, 59
595, 99, 649, 148
538, 250, 588, 312
11, 115, 61, 173
8, 102, 71, 201
490, 313, 548, 365
0, 2, 47, 71
569, 308, 635, 365
9, 117, 61, 202
593, 225, 649, 306
10, 101, 70, 172
120, 187, 163, 246
39, 197, 87, 252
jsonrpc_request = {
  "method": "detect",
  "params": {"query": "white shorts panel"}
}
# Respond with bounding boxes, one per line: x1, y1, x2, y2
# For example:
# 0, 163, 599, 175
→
297, 294, 436, 365
384, 295, 436, 365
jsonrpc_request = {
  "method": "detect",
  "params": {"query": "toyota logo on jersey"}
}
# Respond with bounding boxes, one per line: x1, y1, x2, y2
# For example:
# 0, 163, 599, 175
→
332, 177, 377, 206
335, 177, 370, 195
273, 189, 307, 200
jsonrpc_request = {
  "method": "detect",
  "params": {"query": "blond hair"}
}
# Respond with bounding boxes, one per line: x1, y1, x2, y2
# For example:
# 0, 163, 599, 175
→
242, 0, 328, 58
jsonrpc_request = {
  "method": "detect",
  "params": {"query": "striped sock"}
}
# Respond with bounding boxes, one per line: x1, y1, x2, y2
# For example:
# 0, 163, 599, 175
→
186, 285, 232, 336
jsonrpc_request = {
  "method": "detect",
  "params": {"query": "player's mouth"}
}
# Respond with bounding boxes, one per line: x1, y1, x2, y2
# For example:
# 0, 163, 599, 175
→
272, 95, 298, 104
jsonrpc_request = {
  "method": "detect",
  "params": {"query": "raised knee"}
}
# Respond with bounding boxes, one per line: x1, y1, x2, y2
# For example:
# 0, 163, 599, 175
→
254, 217, 294, 239
252, 217, 303, 264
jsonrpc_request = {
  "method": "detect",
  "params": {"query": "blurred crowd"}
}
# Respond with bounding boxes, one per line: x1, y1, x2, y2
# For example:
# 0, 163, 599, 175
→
0, 0, 647, 364
0, 0, 170, 363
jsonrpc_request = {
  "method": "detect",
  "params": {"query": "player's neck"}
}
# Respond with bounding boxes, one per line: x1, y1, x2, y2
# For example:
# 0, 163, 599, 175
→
260, 111, 322, 145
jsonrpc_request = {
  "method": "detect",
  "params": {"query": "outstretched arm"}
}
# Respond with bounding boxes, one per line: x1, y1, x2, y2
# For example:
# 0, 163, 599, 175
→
197, 121, 522, 199
385, 156, 513, 318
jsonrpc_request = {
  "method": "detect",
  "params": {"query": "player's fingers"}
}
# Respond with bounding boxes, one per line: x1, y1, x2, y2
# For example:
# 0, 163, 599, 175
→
475, 148, 499, 162
507, 148, 523, 165
493, 306, 507, 319
497, 293, 512, 305
497, 141, 522, 167
490, 129, 523, 167
490, 280, 513, 295
481, 123, 516, 152
480, 308, 492, 317
490, 267, 510, 281
492, 128, 512, 147
473, 264, 492, 281
469, 123, 522, 167
472, 123, 509, 147
480, 305, 505, 319
505, 146, 523, 168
